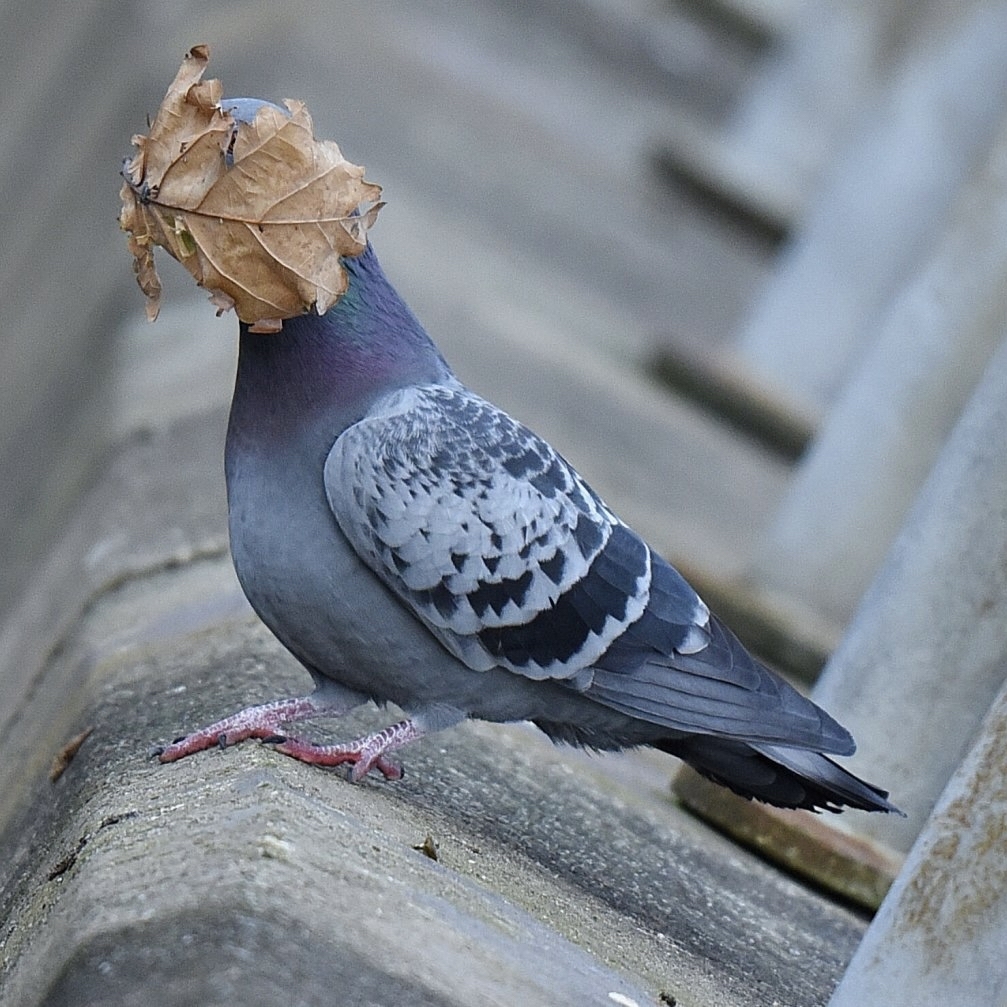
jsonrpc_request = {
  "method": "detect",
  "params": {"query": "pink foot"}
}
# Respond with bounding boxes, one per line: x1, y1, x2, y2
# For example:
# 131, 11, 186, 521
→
269, 719, 424, 782
157, 694, 353, 763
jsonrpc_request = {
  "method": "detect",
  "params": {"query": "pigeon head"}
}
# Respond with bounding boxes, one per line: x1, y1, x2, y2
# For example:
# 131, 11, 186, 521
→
220, 97, 288, 124
210, 96, 450, 439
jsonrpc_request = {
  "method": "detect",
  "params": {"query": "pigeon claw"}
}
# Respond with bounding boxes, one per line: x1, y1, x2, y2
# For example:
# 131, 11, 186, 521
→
156, 703, 422, 782
269, 736, 404, 781
157, 696, 329, 763
267, 718, 423, 782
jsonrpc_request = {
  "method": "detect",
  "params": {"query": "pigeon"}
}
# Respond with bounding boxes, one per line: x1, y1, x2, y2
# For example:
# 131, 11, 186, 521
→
158, 100, 898, 815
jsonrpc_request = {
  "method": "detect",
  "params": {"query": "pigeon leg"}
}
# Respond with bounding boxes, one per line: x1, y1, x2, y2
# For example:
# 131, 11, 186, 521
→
268, 719, 424, 782
157, 692, 360, 763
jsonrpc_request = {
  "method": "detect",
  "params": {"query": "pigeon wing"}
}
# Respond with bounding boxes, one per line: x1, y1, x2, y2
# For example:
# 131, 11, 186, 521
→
325, 383, 705, 682
325, 383, 850, 752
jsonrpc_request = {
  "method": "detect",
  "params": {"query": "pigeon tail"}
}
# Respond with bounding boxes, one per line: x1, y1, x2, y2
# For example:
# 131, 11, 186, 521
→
656, 735, 901, 814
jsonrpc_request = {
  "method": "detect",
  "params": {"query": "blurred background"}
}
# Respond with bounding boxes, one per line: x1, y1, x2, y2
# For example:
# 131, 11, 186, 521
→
4, 5, 1007, 989
0, 0, 777, 623
3, 0, 1006, 716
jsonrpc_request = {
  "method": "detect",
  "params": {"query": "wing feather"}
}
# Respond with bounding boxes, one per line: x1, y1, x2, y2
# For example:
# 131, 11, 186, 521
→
326, 384, 681, 679
325, 382, 849, 753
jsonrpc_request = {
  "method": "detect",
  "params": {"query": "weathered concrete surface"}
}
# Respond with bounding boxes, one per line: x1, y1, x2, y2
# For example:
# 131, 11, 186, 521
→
0, 577, 654, 1007
0, 519, 870, 1006
0, 410, 230, 746
1, 272, 864, 1005
829, 674, 1007, 1006
674, 768, 903, 912
0, 3, 883, 1004
0, 296, 865, 1004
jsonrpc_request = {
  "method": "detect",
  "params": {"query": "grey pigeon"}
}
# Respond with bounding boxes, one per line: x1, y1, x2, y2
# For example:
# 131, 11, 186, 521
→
158, 99, 897, 814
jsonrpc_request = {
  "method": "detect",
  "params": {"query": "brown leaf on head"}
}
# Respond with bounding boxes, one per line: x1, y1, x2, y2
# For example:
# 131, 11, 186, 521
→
119, 44, 383, 329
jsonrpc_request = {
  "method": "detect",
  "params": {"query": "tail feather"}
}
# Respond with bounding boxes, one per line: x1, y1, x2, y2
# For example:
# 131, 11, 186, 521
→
657, 736, 901, 814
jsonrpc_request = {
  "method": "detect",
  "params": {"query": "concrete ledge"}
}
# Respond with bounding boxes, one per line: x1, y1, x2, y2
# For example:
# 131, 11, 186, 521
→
4, 613, 651, 1006
0, 408, 230, 746
0, 414, 871, 1007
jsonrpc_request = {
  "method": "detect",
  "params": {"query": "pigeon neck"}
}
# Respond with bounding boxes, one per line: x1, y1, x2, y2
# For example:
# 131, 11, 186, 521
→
228, 243, 450, 452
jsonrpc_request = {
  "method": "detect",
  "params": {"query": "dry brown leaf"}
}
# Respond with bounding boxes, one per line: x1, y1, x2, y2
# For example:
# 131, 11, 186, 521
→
119, 44, 383, 331
49, 726, 94, 782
